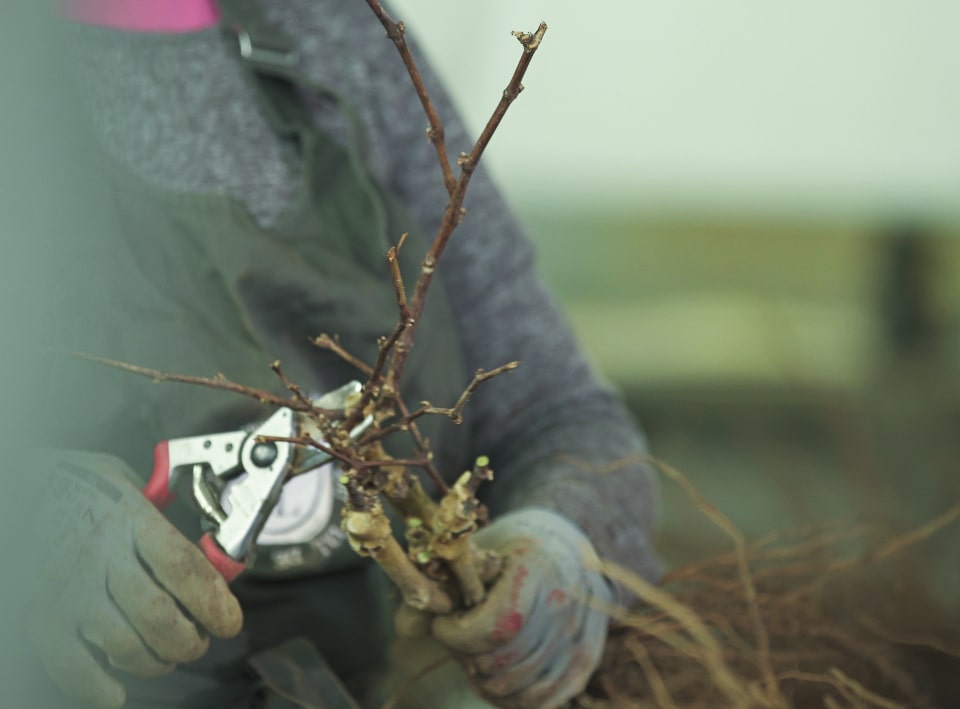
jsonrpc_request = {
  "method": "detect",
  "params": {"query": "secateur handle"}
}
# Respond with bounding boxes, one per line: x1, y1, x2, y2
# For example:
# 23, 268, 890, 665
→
142, 440, 247, 582
199, 532, 246, 582
144, 440, 177, 509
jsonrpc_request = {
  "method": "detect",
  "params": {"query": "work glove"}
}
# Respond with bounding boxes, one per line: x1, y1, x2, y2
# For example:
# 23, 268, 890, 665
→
26, 450, 243, 708
432, 508, 613, 709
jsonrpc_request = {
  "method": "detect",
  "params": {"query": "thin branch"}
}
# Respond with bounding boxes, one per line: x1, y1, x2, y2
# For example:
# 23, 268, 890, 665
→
257, 434, 363, 470
387, 238, 412, 324
341, 320, 411, 433
371, 323, 409, 394
422, 362, 520, 424
357, 456, 431, 470
258, 435, 425, 473
270, 360, 314, 412
459, 24, 549, 178
357, 404, 431, 444
360, 361, 519, 444
394, 396, 448, 493
74, 352, 321, 413
311, 334, 374, 377
364, 0, 457, 195
384, 24, 547, 393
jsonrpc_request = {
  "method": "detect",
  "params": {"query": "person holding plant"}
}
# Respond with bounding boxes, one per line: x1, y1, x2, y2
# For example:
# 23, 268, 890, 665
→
21, 1, 663, 707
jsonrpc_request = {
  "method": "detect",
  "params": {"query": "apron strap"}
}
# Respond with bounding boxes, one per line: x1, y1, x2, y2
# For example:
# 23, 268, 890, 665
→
217, 0, 311, 139
216, 0, 389, 260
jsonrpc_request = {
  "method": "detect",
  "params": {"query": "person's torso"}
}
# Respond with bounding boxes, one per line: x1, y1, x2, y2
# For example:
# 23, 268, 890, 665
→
59, 8, 471, 579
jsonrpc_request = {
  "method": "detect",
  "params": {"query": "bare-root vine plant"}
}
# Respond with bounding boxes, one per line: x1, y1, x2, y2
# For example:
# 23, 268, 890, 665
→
73, 6, 960, 707
83, 2, 548, 620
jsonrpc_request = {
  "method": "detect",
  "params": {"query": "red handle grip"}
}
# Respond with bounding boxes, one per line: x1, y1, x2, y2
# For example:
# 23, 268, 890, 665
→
143, 440, 177, 509
145, 441, 245, 582
199, 533, 246, 582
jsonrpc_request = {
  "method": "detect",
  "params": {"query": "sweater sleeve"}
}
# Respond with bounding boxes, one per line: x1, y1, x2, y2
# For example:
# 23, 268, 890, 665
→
279, 0, 665, 585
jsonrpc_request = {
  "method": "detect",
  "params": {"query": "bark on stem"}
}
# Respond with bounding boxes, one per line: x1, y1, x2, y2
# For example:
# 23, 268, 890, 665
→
394, 397, 448, 493
257, 434, 361, 470
387, 236, 411, 323
359, 362, 520, 445
431, 465, 501, 607
445, 541, 486, 608
364, 0, 457, 196
269, 360, 313, 412
383, 24, 548, 395
383, 472, 439, 529
423, 362, 520, 424
341, 319, 410, 433
344, 503, 453, 614
74, 352, 340, 416
311, 334, 374, 377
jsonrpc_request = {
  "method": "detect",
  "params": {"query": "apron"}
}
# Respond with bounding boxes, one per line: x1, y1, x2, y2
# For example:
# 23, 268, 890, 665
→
47, 0, 472, 703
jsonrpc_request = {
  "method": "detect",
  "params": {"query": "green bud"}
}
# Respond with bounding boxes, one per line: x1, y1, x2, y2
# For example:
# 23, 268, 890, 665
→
417, 551, 431, 564
407, 517, 423, 528
338, 475, 350, 485
476, 455, 490, 468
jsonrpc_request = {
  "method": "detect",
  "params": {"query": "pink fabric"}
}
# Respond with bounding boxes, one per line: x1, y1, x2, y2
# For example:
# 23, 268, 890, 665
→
62, 0, 221, 33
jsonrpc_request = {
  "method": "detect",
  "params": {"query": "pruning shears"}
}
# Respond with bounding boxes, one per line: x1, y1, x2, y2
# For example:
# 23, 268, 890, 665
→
142, 381, 371, 581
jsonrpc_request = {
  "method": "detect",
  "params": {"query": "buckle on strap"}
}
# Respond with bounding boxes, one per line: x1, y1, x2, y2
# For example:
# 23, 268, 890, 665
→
233, 26, 300, 71
218, 0, 300, 72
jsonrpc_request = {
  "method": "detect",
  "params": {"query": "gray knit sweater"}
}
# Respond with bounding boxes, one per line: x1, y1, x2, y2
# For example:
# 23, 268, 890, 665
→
66, 0, 662, 586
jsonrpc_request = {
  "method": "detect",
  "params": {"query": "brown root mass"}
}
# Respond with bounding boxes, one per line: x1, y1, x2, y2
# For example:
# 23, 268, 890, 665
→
575, 462, 960, 709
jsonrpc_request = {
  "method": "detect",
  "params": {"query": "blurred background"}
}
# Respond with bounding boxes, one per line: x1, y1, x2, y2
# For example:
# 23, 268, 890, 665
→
391, 0, 960, 610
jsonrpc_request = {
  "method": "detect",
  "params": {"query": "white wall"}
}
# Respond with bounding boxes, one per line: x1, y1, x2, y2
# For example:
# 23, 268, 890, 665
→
389, 1, 960, 216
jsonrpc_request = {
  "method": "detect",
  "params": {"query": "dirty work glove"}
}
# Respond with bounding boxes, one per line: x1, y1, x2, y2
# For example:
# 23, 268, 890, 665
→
27, 451, 243, 708
432, 508, 613, 709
